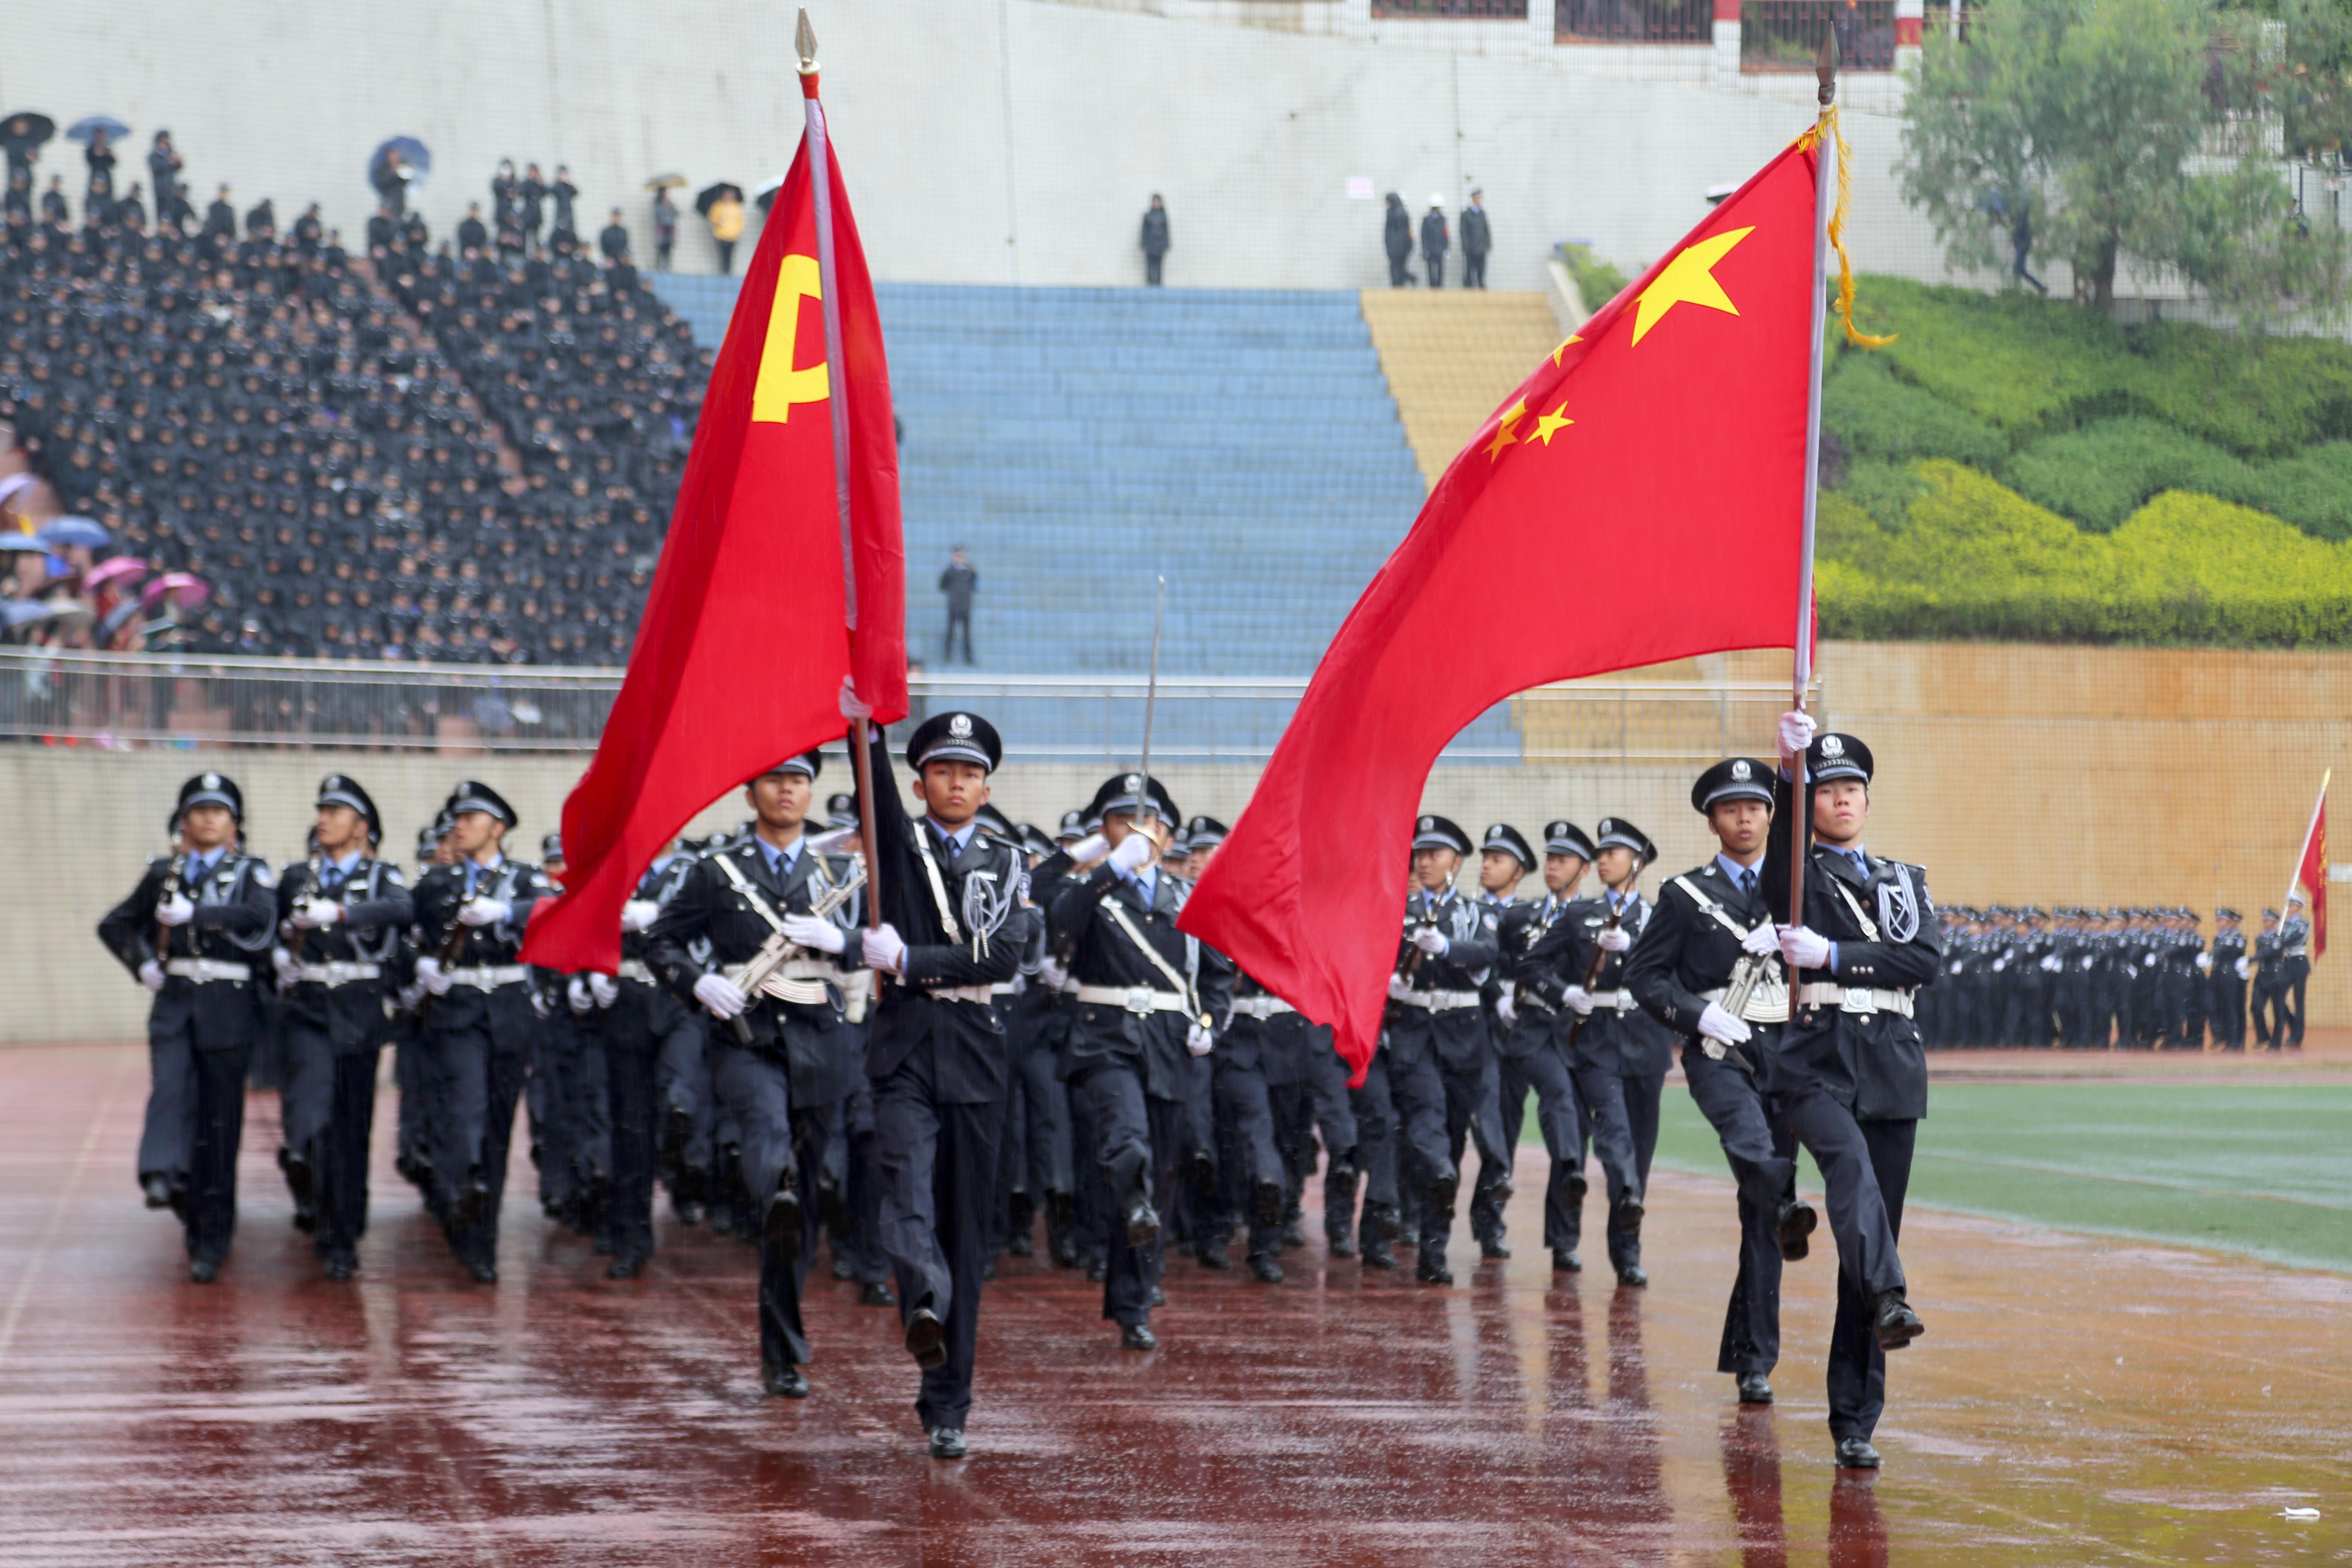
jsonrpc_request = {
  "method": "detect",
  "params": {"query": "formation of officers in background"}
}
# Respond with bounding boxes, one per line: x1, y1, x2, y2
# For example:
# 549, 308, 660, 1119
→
1927, 902, 2312, 1050
96, 708, 2295, 1469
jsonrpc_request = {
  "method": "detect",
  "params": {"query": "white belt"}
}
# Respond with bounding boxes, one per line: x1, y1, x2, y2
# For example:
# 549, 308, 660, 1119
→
1075, 983, 1194, 1015
990, 981, 1020, 996
926, 983, 1000, 1006
1795, 982, 1915, 1019
1699, 986, 1790, 1025
1584, 989, 1637, 1013
1393, 988, 1483, 1012
165, 958, 250, 983
294, 961, 381, 987
449, 964, 529, 990
722, 958, 839, 988
1233, 995, 1294, 1019
617, 960, 655, 983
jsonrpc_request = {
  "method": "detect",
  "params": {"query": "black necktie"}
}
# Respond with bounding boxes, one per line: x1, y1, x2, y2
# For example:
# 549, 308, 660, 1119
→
1740, 870, 1757, 900
940, 831, 960, 866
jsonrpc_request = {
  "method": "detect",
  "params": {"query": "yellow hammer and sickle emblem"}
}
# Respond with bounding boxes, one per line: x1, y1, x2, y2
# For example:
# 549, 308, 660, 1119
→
752, 253, 829, 423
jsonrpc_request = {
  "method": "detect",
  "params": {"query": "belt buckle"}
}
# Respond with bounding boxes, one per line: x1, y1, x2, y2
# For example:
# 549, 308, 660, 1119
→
1841, 987, 1874, 1014
1125, 986, 1155, 1014
1615, 993, 1636, 1014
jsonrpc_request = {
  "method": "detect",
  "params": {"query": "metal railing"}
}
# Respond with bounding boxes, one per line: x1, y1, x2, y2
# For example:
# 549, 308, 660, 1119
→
0, 649, 1817, 766
1740, 0, 1895, 71
1371, 0, 1528, 16
1556, 0, 1715, 45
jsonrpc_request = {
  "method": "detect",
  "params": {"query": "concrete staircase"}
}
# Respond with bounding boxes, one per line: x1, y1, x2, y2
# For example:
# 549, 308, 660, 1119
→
1358, 291, 1564, 490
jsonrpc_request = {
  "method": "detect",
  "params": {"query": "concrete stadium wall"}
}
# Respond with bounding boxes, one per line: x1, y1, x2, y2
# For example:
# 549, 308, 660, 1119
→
8, 640, 2347, 1044
0, 0, 1957, 294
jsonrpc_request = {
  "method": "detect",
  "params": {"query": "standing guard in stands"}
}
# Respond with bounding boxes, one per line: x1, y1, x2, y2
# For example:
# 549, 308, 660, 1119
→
1624, 758, 1814, 1407
1762, 715, 1937, 1472
646, 750, 867, 1392
270, 775, 411, 1281
97, 773, 278, 1282
1049, 771, 1236, 1345
1495, 820, 1595, 1272
410, 782, 552, 1283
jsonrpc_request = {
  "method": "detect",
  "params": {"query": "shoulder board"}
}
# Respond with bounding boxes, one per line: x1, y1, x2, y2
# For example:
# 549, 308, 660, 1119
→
248, 861, 277, 889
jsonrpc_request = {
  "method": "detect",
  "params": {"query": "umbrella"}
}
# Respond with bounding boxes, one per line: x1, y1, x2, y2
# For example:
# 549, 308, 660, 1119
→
95, 599, 145, 645
0, 601, 52, 628
1, 112, 55, 150
67, 115, 129, 145
84, 555, 148, 591
36, 515, 109, 550
141, 571, 209, 611
695, 181, 744, 216
369, 135, 432, 190
644, 172, 686, 192
0, 534, 47, 554
753, 174, 786, 216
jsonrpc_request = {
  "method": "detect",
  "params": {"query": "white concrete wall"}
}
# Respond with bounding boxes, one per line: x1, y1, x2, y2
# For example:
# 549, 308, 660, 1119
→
0, 0, 1956, 292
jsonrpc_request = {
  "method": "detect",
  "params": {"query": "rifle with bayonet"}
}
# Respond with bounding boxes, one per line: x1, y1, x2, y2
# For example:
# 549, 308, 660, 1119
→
722, 855, 868, 1044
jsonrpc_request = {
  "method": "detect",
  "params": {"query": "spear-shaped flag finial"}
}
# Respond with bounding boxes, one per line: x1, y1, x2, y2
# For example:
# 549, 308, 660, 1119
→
796, 8, 819, 76
1815, 26, 1840, 107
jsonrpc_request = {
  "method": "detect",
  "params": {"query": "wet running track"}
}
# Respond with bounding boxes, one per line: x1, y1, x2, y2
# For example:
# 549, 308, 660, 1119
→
0, 1046, 2343, 1566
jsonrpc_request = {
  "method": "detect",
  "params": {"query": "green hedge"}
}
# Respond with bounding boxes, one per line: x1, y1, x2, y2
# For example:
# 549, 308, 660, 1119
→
1817, 461, 2352, 644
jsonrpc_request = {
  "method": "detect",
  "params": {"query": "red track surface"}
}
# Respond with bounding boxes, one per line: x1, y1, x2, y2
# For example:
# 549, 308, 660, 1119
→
0, 1045, 2343, 1566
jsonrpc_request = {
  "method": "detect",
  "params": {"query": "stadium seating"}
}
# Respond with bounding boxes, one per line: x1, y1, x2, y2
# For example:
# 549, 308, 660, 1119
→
1358, 291, 1564, 491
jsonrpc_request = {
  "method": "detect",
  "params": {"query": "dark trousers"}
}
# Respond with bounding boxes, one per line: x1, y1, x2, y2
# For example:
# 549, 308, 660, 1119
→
1779, 1089, 1913, 1442
1387, 252, 1412, 287
1430, 1050, 1508, 1262
1145, 253, 1164, 285
280, 1016, 334, 1155
1330, 1050, 1398, 1243
1212, 1056, 1284, 1260
1683, 1045, 1794, 1375
1016, 1044, 1074, 1203
1463, 250, 1486, 288
139, 1031, 197, 1185
312, 1047, 380, 1265
873, 1052, 1002, 1432
713, 1042, 839, 1368
187, 1043, 252, 1266
2253, 982, 2284, 1047
606, 1037, 661, 1264
2285, 973, 2308, 1045
714, 237, 735, 274
1424, 253, 1445, 287
430, 1016, 532, 1271
1567, 1062, 1647, 1267
1075, 1062, 1182, 1326
1509, 1039, 1587, 1252
1384, 1042, 1453, 1202
836, 1081, 888, 1284
2209, 977, 2245, 1049
942, 606, 974, 665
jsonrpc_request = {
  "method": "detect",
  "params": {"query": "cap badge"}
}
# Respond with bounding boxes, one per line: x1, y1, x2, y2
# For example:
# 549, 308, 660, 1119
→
1127, 774, 1144, 793
1419, 816, 1433, 832
202, 773, 221, 789
948, 713, 973, 739
1821, 735, 1845, 758
1731, 760, 1751, 781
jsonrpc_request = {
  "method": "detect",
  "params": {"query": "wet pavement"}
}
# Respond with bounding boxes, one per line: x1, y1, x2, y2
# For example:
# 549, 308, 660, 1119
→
1, 1045, 2345, 1566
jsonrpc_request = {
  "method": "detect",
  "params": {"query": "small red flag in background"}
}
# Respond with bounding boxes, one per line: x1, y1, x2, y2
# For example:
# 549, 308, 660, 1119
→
1180, 133, 1828, 1079
2294, 775, 2328, 958
524, 105, 905, 974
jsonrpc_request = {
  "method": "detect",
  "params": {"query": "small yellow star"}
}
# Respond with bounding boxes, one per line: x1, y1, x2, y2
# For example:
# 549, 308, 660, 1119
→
1550, 334, 1584, 367
1484, 399, 1526, 460
1629, 227, 1753, 347
1531, 403, 1574, 445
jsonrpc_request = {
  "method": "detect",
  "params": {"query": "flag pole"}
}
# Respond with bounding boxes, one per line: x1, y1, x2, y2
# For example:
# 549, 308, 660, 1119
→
799, 10, 885, 932
1788, 29, 1838, 930
2286, 768, 2330, 913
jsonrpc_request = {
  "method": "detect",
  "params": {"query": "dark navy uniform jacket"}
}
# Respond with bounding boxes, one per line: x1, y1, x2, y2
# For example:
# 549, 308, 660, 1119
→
1560, 891, 1677, 1077
276, 855, 413, 1051
1050, 861, 1235, 1100
98, 847, 279, 1047
410, 855, 551, 1033
1384, 887, 1499, 1072
1624, 857, 1780, 1078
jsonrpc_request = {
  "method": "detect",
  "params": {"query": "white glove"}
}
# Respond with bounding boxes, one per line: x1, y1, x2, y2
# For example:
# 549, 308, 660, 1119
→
1564, 985, 1595, 1016
1185, 1023, 1214, 1057
1496, 993, 1517, 1031
2195, 952, 2212, 972
1740, 923, 1779, 957
1597, 927, 1631, 953
458, 896, 511, 927
139, 958, 166, 992
567, 975, 594, 1015
1039, 957, 1070, 991
783, 913, 847, 955
1778, 925, 1832, 969
415, 955, 454, 996
1410, 926, 1449, 956
155, 893, 195, 927
1991, 959, 2007, 973
838, 677, 873, 721
397, 980, 427, 1011
2042, 955, 2062, 972
1697, 1001, 1753, 1046
532, 987, 556, 1019
620, 899, 660, 933
2234, 957, 2252, 979
292, 898, 342, 929
1109, 833, 1154, 873
694, 971, 748, 1019
1388, 973, 1413, 1002
1065, 833, 1110, 867
1778, 709, 1817, 758
862, 923, 906, 975
590, 973, 619, 1007
272, 947, 298, 987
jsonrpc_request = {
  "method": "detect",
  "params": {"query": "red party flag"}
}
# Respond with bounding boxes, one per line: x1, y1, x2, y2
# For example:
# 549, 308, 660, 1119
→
1181, 129, 1833, 1078
2292, 773, 2328, 959
524, 70, 905, 974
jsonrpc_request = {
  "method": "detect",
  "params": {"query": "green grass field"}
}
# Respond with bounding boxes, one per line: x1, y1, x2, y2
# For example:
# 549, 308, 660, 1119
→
1633, 1082, 2352, 1273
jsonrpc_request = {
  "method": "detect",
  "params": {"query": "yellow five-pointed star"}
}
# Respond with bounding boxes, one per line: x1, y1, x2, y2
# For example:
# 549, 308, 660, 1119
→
1549, 334, 1584, 367
1532, 403, 1574, 445
1628, 227, 1753, 347
1484, 399, 1526, 460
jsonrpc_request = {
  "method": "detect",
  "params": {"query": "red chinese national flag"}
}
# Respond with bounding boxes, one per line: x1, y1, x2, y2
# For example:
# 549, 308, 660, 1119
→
1180, 132, 1828, 1078
2295, 778, 2327, 958
524, 89, 905, 973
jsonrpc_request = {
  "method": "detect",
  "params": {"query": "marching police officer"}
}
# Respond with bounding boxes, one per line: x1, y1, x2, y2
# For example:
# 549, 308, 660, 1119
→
647, 749, 867, 1391
2252, 909, 2285, 1047
97, 773, 278, 1281
853, 709, 1028, 1460
1495, 820, 1594, 1272
1625, 758, 1815, 1405
271, 775, 411, 1281
1469, 822, 1535, 1259
1385, 814, 1503, 1284
2207, 909, 2247, 1050
2280, 893, 2313, 1047
410, 782, 552, 1283
1763, 714, 1936, 1472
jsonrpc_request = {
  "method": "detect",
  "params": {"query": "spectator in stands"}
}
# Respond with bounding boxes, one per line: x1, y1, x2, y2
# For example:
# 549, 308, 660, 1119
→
1420, 196, 1449, 290
203, 185, 235, 241
293, 203, 323, 254
599, 209, 630, 264
652, 186, 678, 270
147, 131, 184, 230
459, 201, 488, 254
551, 165, 578, 238
1384, 192, 1412, 287
38, 176, 65, 227
245, 196, 275, 241
366, 202, 397, 252
519, 163, 548, 252
82, 127, 116, 216
1140, 194, 1169, 287
4, 171, 28, 223
1, 115, 42, 183
492, 159, 518, 223
115, 182, 146, 232
1461, 188, 1489, 290
706, 187, 744, 275
939, 547, 977, 665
